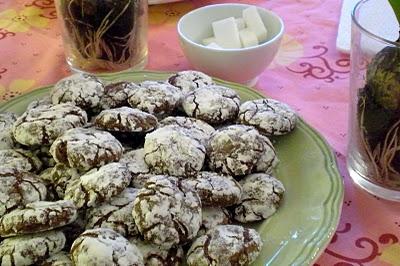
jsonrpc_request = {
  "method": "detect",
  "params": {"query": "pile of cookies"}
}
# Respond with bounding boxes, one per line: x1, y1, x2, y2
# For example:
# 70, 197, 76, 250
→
0, 70, 297, 266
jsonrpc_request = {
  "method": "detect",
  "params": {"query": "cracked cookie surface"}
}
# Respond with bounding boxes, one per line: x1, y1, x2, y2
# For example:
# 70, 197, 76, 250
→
167, 70, 214, 96
129, 237, 184, 266
181, 171, 242, 207
39, 164, 80, 199
207, 125, 277, 176
187, 225, 262, 266
0, 148, 43, 173
51, 73, 104, 111
100, 81, 139, 109
0, 230, 66, 266
128, 81, 182, 117
0, 171, 47, 217
64, 162, 131, 208
95, 107, 158, 133
144, 126, 206, 177
233, 173, 285, 223
158, 116, 215, 145
132, 175, 202, 247
238, 99, 297, 136
13, 103, 87, 146
0, 200, 77, 237
119, 149, 150, 187
70, 228, 144, 266
85, 188, 139, 237
182, 85, 240, 124
198, 207, 231, 236
39, 251, 72, 266
0, 112, 17, 150
50, 127, 123, 171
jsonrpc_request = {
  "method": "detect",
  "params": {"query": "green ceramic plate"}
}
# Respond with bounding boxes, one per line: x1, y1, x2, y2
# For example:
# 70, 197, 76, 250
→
0, 71, 343, 266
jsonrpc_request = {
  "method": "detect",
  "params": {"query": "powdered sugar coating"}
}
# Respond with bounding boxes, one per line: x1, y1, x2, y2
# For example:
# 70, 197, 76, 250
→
187, 225, 262, 266
0, 112, 17, 150
100, 81, 139, 109
85, 188, 139, 237
13, 103, 87, 146
51, 73, 104, 111
0, 149, 43, 173
71, 228, 144, 266
167, 70, 214, 96
95, 107, 158, 133
64, 162, 131, 209
132, 175, 202, 247
198, 207, 231, 236
181, 171, 242, 207
0, 230, 66, 266
129, 237, 184, 266
128, 81, 182, 117
256, 134, 279, 173
182, 85, 240, 124
0, 200, 77, 237
238, 99, 297, 136
144, 126, 206, 177
0, 171, 47, 216
119, 149, 150, 186
159, 116, 215, 145
39, 164, 80, 198
50, 127, 123, 171
39, 251, 72, 266
26, 96, 52, 111
233, 173, 285, 223
207, 125, 278, 176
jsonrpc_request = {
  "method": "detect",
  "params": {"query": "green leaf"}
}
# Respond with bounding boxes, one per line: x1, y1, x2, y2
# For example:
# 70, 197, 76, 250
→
388, 0, 400, 23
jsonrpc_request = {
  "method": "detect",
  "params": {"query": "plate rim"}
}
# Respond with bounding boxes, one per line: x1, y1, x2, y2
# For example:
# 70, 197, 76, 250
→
0, 70, 344, 265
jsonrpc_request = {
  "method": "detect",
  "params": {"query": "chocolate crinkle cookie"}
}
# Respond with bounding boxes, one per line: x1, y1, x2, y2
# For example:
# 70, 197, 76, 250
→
129, 236, 184, 266
0, 200, 77, 237
0, 148, 43, 173
233, 173, 285, 223
100, 81, 139, 109
0, 171, 47, 217
207, 125, 278, 176
181, 171, 242, 207
143, 126, 206, 177
0, 230, 66, 266
182, 85, 240, 125
70, 228, 144, 266
85, 188, 139, 237
132, 175, 202, 247
12, 103, 87, 146
128, 81, 182, 118
50, 127, 123, 171
238, 99, 297, 136
0, 112, 17, 150
94, 107, 158, 133
158, 116, 215, 145
167, 70, 214, 96
64, 162, 131, 209
51, 73, 104, 112
187, 225, 262, 266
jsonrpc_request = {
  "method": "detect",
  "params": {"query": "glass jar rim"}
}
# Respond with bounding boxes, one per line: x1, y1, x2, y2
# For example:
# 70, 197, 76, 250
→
352, 0, 400, 47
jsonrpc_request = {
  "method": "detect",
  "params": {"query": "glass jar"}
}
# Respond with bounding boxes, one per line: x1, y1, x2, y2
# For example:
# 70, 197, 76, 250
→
55, 0, 148, 73
347, 0, 400, 200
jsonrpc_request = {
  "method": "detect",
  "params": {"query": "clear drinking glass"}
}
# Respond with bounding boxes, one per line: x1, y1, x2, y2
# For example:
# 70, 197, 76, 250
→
55, 0, 148, 73
347, 0, 400, 200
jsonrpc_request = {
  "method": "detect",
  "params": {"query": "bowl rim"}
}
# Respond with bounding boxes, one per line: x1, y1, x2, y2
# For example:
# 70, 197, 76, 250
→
177, 3, 285, 52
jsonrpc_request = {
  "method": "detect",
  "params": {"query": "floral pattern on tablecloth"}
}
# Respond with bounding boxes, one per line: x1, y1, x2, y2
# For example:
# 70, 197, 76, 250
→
0, 0, 399, 265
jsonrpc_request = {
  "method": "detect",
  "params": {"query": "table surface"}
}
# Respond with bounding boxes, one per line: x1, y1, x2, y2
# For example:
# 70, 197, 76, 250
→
0, 0, 400, 265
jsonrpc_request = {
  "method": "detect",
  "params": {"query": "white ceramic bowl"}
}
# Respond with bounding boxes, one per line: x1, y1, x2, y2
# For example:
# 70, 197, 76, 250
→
177, 4, 284, 86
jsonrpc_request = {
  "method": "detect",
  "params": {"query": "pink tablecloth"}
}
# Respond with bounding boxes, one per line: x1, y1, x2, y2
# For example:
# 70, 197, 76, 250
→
1, 0, 400, 265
